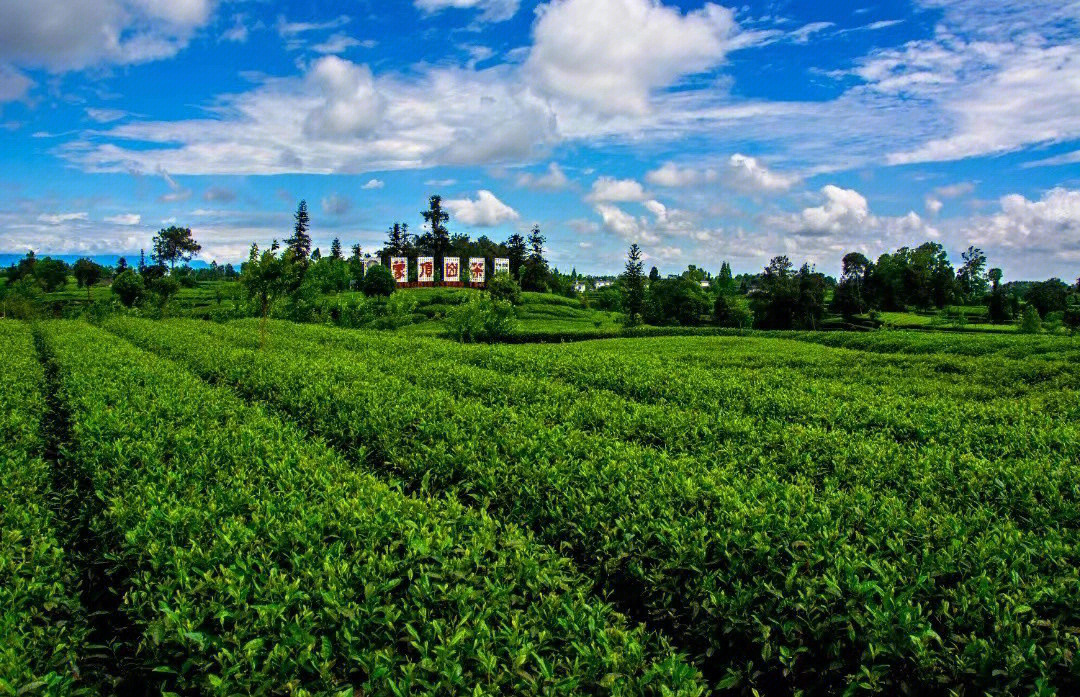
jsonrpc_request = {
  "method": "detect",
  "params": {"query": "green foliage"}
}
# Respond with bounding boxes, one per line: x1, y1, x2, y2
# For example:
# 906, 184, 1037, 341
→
644, 276, 710, 326
621, 244, 646, 326
520, 225, 549, 292
749, 257, 827, 329
594, 285, 622, 312
110, 270, 145, 308
486, 271, 521, 305
34, 257, 70, 293
1024, 278, 1071, 318
285, 199, 312, 265
0, 322, 87, 693
1019, 304, 1043, 334
444, 295, 517, 342
713, 293, 753, 328
107, 318, 1080, 696
72, 257, 103, 299
361, 263, 396, 297
151, 225, 201, 270
43, 319, 699, 695
370, 292, 418, 330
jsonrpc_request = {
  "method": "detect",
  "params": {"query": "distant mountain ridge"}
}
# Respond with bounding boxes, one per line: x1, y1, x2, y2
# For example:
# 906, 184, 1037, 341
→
0, 254, 214, 269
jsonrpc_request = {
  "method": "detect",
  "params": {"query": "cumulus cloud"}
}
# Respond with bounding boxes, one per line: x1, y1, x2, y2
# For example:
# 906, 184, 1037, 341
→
516, 162, 569, 190
595, 203, 659, 244
0, 0, 215, 72
963, 188, 1080, 261
726, 153, 799, 192
645, 162, 716, 188
587, 177, 648, 202
414, 0, 519, 22
303, 56, 384, 140
361, 178, 384, 189
311, 33, 366, 55
104, 213, 142, 225
526, 0, 738, 115
445, 190, 519, 226
925, 197, 943, 216
321, 193, 352, 216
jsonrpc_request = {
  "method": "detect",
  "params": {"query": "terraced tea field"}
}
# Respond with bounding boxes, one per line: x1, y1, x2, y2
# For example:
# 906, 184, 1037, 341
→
4, 317, 1079, 696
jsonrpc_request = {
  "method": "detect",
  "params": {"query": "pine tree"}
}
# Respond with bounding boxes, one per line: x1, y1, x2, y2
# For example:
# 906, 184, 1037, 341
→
521, 225, 549, 292
622, 243, 645, 326
286, 200, 312, 264
505, 232, 527, 281
330, 237, 343, 260
420, 195, 450, 260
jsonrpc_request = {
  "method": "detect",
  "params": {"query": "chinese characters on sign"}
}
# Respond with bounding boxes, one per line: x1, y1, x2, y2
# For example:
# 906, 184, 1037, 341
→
469, 257, 486, 284
391, 257, 408, 284
443, 257, 460, 283
417, 256, 435, 283
494, 257, 510, 276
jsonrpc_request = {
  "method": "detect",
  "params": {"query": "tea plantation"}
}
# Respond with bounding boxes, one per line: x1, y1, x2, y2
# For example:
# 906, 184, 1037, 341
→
3, 317, 1079, 696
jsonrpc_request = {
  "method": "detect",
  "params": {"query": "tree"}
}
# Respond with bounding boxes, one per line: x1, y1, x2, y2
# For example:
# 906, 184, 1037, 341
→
149, 274, 180, 316
649, 266, 660, 284
985, 268, 1011, 324
1024, 278, 1070, 317
1019, 305, 1042, 334
715, 261, 735, 294
644, 276, 710, 326
330, 237, 343, 260
748, 256, 825, 330
505, 232, 527, 281
286, 200, 312, 265
956, 246, 988, 302
34, 257, 70, 293
714, 293, 753, 328
833, 252, 872, 319
621, 243, 646, 326
487, 272, 522, 305
362, 264, 396, 297
241, 242, 294, 348
116, 256, 128, 273
7, 251, 36, 282
151, 226, 202, 271
73, 258, 103, 303
420, 195, 451, 260
521, 225, 549, 292
111, 270, 144, 307
383, 223, 411, 256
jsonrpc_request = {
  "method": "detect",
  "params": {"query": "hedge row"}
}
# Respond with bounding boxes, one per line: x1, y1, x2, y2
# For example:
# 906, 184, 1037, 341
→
40, 320, 701, 695
0, 321, 87, 695
106, 318, 1080, 695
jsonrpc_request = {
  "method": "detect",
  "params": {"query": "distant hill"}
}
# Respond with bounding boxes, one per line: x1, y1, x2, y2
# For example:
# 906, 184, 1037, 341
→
0, 254, 213, 269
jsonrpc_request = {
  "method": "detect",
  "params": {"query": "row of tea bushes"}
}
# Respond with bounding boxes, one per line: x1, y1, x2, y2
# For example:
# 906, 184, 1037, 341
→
0, 321, 87, 694
40, 321, 701, 696
106, 318, 1080, 695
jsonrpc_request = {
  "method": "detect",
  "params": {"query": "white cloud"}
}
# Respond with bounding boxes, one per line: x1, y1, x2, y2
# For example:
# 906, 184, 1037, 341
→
158, 169, 191, 203
646, 162, 715, 188
104, 213, 142, 225
516, 162, 569, 190
1024, 150, 1080, 168
963, 188, 1080, 262
595, 203, 659, 244
925, 197, 943, 216
445, 190, 519, 226
790, 22, 833, 44
361, 178, 384, 189
726, 153, 798, 192
0, 0, 215, 72
321, 193, 352, 216
222, 14, 248, 43
935, 182, 976, 198
787, 185, 872, 236
203, 186, 236, 202
38, 212, 88, 225
414, 0, 520, 22
526, 0, 738, 115
311, 33, 365, 55
85, 108, 127, 123
276, 15, 350, 37
587, 177, 648, 202
303, 56, 384, 140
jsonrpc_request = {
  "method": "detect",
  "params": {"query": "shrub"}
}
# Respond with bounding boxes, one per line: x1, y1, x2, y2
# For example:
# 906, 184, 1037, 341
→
361, 264, 396, 297
487, 271, 522, 305
111, 269, 144, 307
444, 295, 517, 342
1019, 305, 1042, 334
370, 292, 418, 330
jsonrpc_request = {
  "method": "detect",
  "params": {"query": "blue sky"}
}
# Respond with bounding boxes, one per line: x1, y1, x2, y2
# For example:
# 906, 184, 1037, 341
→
2, 0, 1079, 279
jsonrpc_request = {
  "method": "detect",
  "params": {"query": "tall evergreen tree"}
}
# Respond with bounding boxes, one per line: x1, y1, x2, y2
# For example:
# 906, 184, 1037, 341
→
521, 225, 549, 292
330, 237, 343, 260
384, 223, 410, 256
286, 200, 312, 264
420, 195, 451, 259
715, 261, 735, 294
621, 243, 646, 326
505, 232, 527, 280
